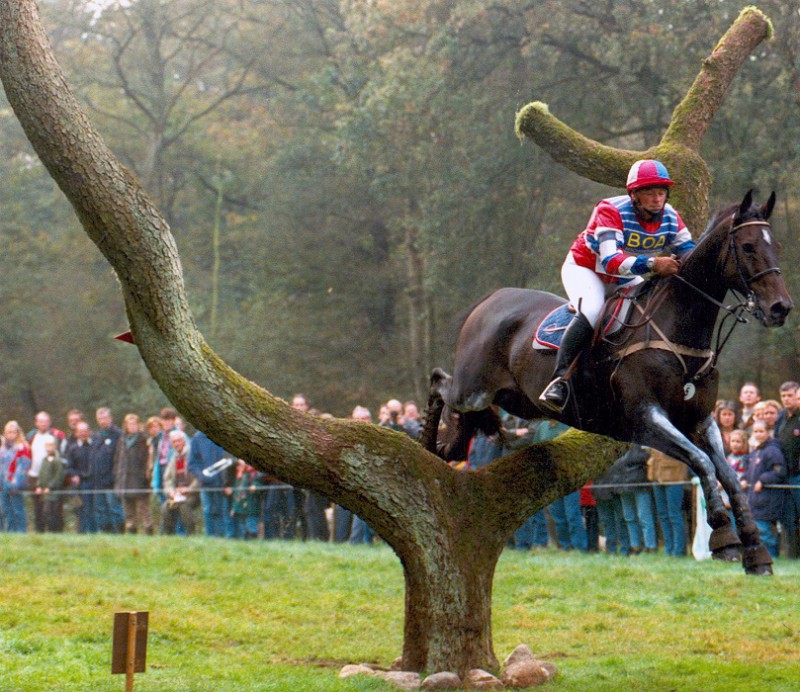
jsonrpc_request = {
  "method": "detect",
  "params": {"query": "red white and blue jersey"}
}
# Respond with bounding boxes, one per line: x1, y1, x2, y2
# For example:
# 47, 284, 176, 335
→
569, 195, 695, 284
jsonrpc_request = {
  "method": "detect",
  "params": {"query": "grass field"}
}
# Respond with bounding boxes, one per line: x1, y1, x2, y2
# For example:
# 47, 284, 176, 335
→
1, 534, 799, 691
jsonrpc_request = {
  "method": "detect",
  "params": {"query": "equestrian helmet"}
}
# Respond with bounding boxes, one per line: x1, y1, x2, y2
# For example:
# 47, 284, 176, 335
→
626, 159, 674, 192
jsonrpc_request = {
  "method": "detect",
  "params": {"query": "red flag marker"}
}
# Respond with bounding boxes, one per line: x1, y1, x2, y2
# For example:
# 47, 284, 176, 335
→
114, 330, 135, 344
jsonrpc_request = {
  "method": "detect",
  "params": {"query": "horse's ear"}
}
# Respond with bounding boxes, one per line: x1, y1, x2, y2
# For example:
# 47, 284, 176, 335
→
763, 191, 776, 220
739, 189, 754, 217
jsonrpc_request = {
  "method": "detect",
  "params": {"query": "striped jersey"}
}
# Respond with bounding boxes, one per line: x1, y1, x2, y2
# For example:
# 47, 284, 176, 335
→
569, 195, 695, 284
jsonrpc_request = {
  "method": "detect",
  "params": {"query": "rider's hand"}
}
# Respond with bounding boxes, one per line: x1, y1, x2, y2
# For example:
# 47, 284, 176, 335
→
651, 256, 680, 276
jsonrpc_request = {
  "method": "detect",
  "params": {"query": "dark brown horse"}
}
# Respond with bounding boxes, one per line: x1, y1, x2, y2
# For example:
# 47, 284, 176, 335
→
424, 191, 792, 574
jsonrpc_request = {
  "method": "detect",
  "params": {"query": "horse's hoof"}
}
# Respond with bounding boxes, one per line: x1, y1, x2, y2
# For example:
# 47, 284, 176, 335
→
745, 563, 773, 576
712, 545, 741, 563
742, 544, 773, 575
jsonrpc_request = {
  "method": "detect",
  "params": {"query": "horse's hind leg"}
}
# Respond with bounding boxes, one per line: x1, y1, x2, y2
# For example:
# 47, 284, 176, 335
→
420, 369, 448, 455
694, 416, 772, 575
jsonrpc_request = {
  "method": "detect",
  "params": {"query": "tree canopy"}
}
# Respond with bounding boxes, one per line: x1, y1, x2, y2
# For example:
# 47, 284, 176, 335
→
1, 0, 798, 422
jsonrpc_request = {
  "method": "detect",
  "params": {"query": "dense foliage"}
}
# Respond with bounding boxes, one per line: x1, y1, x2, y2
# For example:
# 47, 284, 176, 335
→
1, 0, 798, 422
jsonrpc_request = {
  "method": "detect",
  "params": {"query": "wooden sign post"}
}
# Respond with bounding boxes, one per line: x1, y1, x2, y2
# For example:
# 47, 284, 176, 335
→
112, 611, 148, 691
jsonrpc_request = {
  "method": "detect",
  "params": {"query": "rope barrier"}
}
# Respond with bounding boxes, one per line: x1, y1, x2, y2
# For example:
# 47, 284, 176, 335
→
6, 480, 798, 497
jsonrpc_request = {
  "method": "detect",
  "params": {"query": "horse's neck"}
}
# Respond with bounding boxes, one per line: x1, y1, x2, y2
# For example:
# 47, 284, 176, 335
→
643, 246, 725, 348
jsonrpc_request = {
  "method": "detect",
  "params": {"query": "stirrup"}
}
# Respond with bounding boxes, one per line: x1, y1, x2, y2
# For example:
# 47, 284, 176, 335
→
538, 377, 569, 414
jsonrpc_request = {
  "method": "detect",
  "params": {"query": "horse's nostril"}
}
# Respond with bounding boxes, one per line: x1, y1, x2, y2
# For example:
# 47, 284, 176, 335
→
771, 301, 791, 317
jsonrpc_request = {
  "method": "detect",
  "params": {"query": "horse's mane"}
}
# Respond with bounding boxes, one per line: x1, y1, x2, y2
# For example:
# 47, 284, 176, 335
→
698, 202, 738, 241
699, 197, 766, 242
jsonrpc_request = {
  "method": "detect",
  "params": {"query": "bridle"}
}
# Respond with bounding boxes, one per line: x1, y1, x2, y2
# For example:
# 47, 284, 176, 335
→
670, 214, 781, 362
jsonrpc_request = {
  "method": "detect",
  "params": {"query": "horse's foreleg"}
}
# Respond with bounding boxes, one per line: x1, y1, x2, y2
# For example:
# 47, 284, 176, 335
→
695, 417, 773, 575
633, 405, 730, 533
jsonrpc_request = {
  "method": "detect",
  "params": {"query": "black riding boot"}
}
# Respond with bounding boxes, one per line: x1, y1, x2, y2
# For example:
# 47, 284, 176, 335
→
539, 313, 594, 413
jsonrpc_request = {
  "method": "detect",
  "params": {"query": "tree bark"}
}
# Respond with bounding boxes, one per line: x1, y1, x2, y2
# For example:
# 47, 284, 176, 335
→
0, 0, 771, 678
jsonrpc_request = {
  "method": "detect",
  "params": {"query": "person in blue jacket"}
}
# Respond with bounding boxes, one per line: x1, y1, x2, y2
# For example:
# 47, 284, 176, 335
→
741, 420, 787, 558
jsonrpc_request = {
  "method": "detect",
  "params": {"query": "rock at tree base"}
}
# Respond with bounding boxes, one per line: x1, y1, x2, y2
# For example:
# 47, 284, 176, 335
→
339, 664, 377, 679
421, 671, 462, 689
465, 668, 504, 689
502, 643, 535, 669
500, 659, 555, 687
382, 671, 422, 690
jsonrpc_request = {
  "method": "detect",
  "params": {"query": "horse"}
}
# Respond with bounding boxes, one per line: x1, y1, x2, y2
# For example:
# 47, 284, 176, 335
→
423, 190, 793, 575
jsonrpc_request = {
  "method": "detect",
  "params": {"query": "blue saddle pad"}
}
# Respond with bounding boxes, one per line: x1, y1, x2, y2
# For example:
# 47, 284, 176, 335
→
532, 292, 636, 351
533, 304, 572, 350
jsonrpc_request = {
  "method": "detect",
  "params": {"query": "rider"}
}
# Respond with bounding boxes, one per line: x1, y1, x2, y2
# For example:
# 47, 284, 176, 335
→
539, 159, 696, 413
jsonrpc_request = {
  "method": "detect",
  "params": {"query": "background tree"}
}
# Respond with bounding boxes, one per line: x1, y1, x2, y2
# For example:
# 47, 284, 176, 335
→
0, 0, 782, 679
1, 1, 798, 421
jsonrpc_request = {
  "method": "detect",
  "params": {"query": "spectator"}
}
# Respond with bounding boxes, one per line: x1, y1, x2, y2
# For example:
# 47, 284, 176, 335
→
91, 407, 124, 533
333, 406, 372, 542
161, 430, 198, 535
648, 449, 688, 557
402, 401, 422, 439
536, 420, 588, 551
581, 483, 599, 552
187, 429, 231, 538
0, 421, 31, 533
151, 407, 178, 503
348, 400, 385, 546
64, 421, 96, 533
65, 409, 84, 445
741, 420, 787, 558
726, 430, 750, 480
27, 411, 66, 533
761, 399, 781, 434
294, 394, 330, 542
774, 381, 800, 559
736, 381, 761, 433
230, 460, 263, 539
143, 416, 162, 485
713, 400, 738, 455
616, 444, 658, 554
35, 435, 65, 532
593, 469, 630, 556
500, 415, 547, 551
776, 381, 799, 430
113, 413, 154, 534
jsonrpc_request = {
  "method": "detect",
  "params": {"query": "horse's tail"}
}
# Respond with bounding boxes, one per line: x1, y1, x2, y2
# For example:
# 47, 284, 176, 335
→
437, 405, 504, 462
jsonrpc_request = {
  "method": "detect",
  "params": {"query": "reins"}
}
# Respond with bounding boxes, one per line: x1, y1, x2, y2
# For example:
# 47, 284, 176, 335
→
612, 215, 779, 381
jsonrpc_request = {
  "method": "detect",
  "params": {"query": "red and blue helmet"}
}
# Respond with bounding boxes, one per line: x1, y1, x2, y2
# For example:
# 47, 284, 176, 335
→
626, 159, 674, 192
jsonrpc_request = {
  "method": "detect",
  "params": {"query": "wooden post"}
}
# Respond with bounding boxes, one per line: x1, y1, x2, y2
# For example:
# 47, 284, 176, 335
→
125, 612, 137, 692
112, 611, 148, 690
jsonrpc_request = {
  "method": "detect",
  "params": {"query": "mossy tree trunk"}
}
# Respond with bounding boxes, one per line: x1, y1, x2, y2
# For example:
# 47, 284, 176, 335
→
0, 0, 772, 677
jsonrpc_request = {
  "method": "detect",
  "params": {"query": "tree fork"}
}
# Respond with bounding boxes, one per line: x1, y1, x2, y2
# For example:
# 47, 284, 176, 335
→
514, 6, 772, 234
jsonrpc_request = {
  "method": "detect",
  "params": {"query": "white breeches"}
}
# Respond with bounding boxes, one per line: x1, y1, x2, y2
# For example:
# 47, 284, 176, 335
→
561, 254, 643, 327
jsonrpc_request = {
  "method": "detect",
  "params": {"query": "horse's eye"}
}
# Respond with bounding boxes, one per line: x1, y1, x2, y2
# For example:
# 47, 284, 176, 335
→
742, 242, 755, 254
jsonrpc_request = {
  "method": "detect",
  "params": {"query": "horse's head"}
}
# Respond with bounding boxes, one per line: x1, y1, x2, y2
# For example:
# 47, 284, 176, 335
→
721, 190, 793, 327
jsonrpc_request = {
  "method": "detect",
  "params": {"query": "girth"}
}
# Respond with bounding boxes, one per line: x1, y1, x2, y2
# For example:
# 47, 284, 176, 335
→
614, 303, 715, 381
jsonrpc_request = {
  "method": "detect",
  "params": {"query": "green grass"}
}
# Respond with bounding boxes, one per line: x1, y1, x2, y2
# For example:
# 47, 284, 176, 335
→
1, 535, 799, 691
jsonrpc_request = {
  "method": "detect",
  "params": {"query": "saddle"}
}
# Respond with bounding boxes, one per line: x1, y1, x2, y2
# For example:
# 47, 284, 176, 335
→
532, 286, 640, 351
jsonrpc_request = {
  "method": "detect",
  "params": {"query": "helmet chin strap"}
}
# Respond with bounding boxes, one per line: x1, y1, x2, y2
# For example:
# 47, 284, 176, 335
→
630, 192, 665, 222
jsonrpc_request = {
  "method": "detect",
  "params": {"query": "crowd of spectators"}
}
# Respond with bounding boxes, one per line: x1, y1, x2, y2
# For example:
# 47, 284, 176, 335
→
0, 381, 797, 560
0, 395, 423, 544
